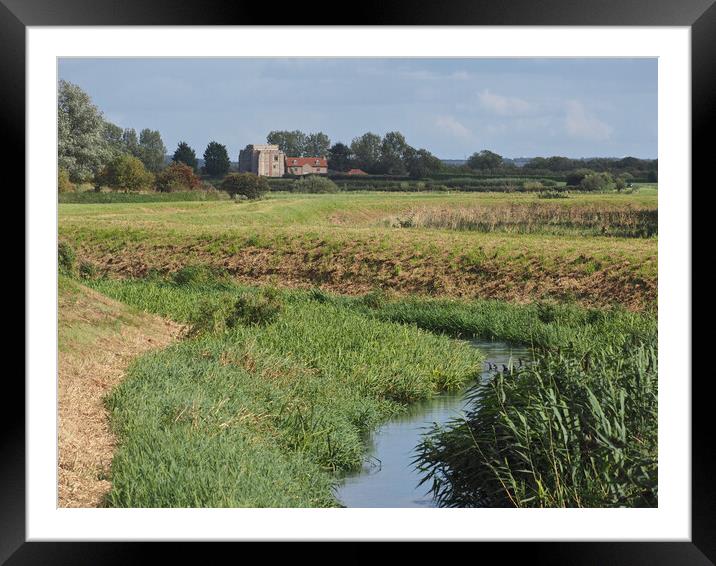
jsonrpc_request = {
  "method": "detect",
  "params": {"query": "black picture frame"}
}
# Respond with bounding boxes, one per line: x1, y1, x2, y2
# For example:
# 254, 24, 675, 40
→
7, 1, 709, 563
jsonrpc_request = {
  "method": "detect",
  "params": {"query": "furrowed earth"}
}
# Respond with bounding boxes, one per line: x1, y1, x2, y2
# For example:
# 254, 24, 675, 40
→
59, 191, 657, 310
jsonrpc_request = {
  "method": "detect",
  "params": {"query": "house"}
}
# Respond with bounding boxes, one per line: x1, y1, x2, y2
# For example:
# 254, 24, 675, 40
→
238, 144, 285, 177
285, 157, 328, 176
346, 168, 368, 176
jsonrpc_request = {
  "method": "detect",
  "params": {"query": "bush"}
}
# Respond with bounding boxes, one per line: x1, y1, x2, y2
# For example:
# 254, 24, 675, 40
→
58, 168, 75, 194
78, 260, 99, 279
292, 175, 339, 194
220, 173, 268, 200
537, 189, 569, 199
172, 265, 225, 286
522, 181, 544, 191
187, 287, 285, 336
154, 162, 202, 192
565, 169, 594, 187
227, 287, 284, 327
58, 242, 76, 274
580, 172, 614, 192
187, 296, 234, 337
95, 154, 154, 192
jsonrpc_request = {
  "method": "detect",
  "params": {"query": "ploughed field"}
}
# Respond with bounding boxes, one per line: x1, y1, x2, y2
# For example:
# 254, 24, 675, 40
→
59, 191, 657, 310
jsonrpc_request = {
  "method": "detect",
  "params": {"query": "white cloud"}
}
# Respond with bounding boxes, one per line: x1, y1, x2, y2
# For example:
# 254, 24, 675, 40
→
434, 115, 472, 139
564, 100, 613, 141
450, 71, 470, 80
478, 89, 532, 116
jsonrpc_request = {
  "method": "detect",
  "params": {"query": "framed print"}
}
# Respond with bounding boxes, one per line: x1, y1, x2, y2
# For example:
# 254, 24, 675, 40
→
7, 0, 711, 563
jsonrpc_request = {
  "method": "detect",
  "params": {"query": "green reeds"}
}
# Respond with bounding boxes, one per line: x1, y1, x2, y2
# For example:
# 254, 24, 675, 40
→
415, 337, 657, 508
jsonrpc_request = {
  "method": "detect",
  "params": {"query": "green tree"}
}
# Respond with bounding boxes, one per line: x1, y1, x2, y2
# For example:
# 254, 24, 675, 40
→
203, 141, 231, 177
580, 172, 613, 192
221, 173, 268, 200
95, 154, 154, 192
406, 148, 442, 178
58, 80, 113, 182
565, 168, 594, 187
379, 131, 411, 175
350, 132, 382, 173
467, 150, 503, 171
172, 141, 199, 171
267, 130, 306, 157
327, 143, 352, 172
122, 128, 139, 156
103, 121, 125, 157
138, 129, 167, 172
304, 132, 331, 157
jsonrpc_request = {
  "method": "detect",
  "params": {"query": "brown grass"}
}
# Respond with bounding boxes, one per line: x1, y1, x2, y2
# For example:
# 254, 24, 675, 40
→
58, 280, 183, 507
377, 203, 657, 237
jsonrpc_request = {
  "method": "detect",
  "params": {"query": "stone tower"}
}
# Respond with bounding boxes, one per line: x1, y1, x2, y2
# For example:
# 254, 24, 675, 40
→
238, 144, 285, 177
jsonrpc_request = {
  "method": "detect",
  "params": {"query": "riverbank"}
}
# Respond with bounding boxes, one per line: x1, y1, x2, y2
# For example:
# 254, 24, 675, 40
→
337, 340, 533, 508
77, 275, 656, 507
58, 276, 182, 506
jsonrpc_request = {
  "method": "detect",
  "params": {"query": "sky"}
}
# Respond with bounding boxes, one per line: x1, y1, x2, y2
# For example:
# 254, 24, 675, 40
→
58, 58, 657, 160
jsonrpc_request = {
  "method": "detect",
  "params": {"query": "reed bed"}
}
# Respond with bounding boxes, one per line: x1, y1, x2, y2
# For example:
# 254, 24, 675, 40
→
327, 291, 658, 508
415, 340, 657, 507
381, 203, 657, 238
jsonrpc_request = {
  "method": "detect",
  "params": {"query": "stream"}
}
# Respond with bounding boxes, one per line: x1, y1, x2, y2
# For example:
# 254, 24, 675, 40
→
336, 340, 531, 508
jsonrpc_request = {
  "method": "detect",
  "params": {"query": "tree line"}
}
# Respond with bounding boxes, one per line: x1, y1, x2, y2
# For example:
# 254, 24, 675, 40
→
58, 80, 236, 190
58, 79, 657, 195
465, 150, 657, 181
267, 130, 443, 178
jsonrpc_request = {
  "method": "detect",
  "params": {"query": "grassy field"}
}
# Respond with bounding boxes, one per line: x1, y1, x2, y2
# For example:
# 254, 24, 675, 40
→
59, 191, 657, 309
58, 188, 658, 508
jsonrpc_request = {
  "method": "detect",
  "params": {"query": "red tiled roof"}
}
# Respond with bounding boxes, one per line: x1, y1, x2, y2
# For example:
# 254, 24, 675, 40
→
347, 168, 367, 175
285, 157, 328, 168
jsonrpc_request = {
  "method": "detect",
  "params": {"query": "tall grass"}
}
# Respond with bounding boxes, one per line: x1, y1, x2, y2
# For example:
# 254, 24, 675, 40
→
86, 277, 657, 508
319, 290, 658, 508
348, 294, 655, 354
415, 340, 657, 507
89, 279, 482, 507
380, 203, 657, 238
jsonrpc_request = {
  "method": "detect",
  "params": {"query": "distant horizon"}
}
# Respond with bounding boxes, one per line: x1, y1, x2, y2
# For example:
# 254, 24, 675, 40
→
172, 155, 656, 164
59, 58, 658, 161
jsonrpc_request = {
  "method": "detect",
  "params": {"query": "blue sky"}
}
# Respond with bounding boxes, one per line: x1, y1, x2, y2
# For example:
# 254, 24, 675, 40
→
58, 58, 657, 160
